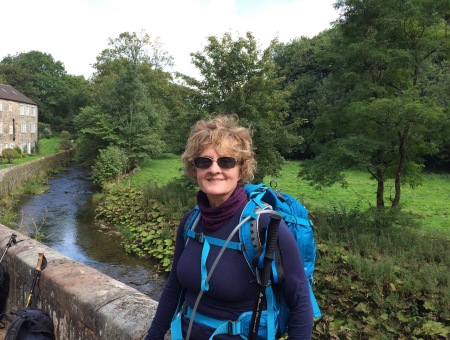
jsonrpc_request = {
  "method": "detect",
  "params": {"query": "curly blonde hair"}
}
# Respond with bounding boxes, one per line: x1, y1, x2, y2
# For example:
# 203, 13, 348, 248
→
182, 114, 256, 184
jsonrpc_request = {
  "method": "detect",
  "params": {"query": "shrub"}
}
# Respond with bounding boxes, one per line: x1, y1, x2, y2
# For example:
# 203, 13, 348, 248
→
60, 130, 71, 141
91, 146, 128, 185
2, 148, 19, 163
59, 140, 72, 151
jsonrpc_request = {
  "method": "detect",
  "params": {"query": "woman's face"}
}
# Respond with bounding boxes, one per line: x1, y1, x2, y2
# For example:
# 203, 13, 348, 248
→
195, 145, 242, 208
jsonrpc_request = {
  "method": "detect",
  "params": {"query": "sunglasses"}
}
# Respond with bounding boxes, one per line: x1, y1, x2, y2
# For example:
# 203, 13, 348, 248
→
193, 156, 238, 169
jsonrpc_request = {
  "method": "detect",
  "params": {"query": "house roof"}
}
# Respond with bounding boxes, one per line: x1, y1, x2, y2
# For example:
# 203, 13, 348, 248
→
0, 84, 36, 105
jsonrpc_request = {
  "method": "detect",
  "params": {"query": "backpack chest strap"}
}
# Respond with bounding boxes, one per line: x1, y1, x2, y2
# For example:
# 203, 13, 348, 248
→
185, 229, 244, 251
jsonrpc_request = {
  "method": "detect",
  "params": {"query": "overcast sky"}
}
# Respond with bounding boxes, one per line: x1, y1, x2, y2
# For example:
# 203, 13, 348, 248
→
2, 0, 339, 79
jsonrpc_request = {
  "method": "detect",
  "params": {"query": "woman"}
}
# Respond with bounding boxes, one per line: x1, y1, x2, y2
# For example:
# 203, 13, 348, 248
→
145, 115, 313, 339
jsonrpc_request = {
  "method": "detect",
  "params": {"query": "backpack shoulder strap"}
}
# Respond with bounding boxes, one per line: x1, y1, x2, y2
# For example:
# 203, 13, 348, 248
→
240, 184, 279, 277
182, 206, 201, 243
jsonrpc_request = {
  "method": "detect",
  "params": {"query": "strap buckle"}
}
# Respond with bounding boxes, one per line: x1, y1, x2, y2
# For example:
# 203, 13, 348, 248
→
228, 320, 240, 335
195, 232, 205, 243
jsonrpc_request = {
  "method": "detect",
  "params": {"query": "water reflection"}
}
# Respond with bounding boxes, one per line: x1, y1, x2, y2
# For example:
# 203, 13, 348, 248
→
14, 164, 166, 300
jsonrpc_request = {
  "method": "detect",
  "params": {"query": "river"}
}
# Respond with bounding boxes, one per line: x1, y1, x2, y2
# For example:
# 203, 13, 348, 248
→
13, 163, 166, 301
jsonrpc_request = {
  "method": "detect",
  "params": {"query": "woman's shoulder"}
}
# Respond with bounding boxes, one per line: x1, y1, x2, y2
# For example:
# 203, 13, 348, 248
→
177, 208, 197, 231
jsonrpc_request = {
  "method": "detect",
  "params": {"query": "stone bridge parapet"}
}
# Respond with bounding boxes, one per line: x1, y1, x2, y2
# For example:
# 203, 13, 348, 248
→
0, 224, 157, 339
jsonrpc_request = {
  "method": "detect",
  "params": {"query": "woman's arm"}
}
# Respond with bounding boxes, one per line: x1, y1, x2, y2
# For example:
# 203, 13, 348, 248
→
145, 211, 193, 340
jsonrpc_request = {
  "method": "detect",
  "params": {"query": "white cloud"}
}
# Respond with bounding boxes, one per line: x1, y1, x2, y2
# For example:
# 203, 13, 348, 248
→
1, 0, 338, 79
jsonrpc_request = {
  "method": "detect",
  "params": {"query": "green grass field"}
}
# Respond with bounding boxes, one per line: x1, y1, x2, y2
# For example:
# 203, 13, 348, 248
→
123, 153, 450, 234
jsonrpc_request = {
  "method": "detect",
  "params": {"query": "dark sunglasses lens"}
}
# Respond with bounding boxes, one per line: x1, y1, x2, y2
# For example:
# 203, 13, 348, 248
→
193, 157, 237, 169
217, 157, 237, 169
193, 157, 212, 169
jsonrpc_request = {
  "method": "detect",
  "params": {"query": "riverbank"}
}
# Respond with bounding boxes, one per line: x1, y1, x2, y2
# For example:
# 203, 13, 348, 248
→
13, 163, 167, 301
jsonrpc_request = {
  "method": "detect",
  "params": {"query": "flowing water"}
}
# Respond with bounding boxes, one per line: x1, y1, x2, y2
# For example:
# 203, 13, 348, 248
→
13, 164, 166, 301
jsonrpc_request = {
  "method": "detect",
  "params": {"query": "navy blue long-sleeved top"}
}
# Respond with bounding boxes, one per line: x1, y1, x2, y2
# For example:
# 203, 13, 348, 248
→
146, 202, 313, 339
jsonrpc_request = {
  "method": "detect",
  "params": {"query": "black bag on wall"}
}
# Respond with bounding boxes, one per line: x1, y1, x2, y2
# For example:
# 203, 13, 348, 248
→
5, 307, 55, 340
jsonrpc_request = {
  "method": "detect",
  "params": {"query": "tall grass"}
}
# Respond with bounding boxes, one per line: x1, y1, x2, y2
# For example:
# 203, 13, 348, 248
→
126, 154, 450, 234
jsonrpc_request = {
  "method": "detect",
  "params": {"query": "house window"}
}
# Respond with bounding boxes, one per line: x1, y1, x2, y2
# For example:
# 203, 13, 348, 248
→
4, 144, 7, 150
9, 125, 13, 135
0, 103, 2, 111
9, 143, 14, 149
21, 123, 27, 133
8, 104, 12, 112
20, 105, 25, 115
30, 123, 36, 133
25, 106, 30, 116
31, 107, 36, 117
21, 143, 27, 152
0, 124, 2, 134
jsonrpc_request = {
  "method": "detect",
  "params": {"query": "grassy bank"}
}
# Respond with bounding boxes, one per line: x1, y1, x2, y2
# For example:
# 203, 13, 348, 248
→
0, 137, 62, 170
121, 153, 450, 234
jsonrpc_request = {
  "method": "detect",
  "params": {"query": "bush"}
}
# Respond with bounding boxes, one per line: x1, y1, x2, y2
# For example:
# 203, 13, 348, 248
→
91, 146, 128, 185
2, 148, 19, 163
60, 130, 71, 140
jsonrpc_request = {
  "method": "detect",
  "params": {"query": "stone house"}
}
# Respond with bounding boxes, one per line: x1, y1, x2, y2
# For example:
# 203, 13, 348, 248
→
0, 84, 38, 154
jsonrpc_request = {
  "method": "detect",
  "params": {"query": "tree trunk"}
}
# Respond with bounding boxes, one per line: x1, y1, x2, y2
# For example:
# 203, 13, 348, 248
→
376, 167, 385, 209
392, 127, 409, 208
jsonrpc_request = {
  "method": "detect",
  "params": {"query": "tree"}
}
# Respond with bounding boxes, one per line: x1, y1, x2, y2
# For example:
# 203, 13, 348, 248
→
179, 32, 302, 181
75, 31, 172, 169
300, 0, 450, 208
273, 31, 337, 159
74, 106, 118, 165
109, 63, 165, 166
0, 51, 89, 130
92, 30, 174, 77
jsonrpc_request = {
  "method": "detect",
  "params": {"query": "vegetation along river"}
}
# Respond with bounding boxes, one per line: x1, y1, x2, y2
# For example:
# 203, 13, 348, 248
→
13, 163, 166, 301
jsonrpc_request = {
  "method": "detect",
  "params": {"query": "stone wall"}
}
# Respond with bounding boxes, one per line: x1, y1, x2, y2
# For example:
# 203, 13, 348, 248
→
0, 150, 74, 197
0, 226, 157, 339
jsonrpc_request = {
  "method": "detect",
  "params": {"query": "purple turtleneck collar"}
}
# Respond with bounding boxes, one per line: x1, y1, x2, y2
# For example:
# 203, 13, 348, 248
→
196, 185, 248, 231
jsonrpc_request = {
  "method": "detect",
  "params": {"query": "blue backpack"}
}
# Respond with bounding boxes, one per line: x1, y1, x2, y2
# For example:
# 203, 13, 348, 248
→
172, 182, 321, 339
241, 183, 321, 332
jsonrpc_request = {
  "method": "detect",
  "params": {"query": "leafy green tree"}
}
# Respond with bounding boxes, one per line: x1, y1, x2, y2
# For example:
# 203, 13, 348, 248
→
92, 31, 174, 76
0, 51, 89, 130
74, 106, 119, 165
62, 75, 92, 132
110, 63, 165, 166
76, 31, 173, 170
179, 32, 302, 181
273, 31, 337, 159
300, 0, 450, 208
